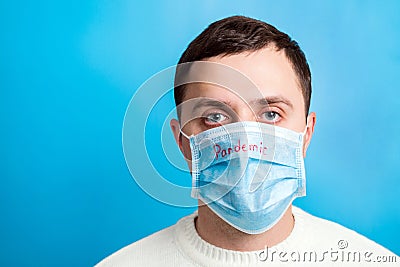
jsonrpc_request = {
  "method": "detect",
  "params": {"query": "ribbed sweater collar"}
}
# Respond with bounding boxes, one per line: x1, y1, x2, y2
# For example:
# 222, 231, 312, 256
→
174, 207, 303, 266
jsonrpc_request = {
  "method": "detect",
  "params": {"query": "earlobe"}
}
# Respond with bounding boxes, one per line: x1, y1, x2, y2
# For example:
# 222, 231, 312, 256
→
303, 112, 316, 157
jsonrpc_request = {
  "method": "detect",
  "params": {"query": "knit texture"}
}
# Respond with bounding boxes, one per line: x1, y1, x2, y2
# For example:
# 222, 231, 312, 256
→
96, 206, 397, 266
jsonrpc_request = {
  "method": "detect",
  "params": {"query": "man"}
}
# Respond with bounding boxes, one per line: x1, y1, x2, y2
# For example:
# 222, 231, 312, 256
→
97, 16, 397, 266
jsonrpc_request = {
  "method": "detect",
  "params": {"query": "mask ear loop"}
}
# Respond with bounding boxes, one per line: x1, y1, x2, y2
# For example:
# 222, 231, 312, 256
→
180, 128, 191, 140
302, 118, 309, 139
302, 126, 308, 137
178, 126, 199, 196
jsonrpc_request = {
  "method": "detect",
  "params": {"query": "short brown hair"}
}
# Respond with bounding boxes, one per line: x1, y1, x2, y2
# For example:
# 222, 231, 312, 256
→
174, 15, 311, 116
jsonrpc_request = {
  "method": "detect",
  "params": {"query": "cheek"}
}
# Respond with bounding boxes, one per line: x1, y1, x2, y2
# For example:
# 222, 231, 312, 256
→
277, 119, 305, 133
279, 109, 307, 132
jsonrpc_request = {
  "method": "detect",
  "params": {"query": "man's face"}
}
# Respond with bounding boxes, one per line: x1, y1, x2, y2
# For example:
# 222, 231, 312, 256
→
171, 46, 316, 167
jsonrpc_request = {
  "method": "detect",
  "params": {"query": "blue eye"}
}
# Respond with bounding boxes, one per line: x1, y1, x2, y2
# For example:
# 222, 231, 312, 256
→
204, 113, 228, 124
262, 111, 280, 122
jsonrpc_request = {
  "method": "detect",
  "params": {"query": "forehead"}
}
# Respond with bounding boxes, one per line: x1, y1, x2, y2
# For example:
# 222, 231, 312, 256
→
180, 47, 304, 110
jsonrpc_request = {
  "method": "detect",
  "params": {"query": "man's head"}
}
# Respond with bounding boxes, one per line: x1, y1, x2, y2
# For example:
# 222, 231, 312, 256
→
174, 15, 311, 117
170, 15, 316, 163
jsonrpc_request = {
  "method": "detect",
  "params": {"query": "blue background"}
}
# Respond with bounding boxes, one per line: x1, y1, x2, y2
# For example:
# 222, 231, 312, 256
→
1, 1, 399, 266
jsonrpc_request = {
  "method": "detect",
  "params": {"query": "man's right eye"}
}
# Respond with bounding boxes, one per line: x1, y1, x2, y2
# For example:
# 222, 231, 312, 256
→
204, 113, 228, 125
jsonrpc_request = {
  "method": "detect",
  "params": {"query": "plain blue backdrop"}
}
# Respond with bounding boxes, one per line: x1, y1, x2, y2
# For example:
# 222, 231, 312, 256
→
1, 1, 399, 266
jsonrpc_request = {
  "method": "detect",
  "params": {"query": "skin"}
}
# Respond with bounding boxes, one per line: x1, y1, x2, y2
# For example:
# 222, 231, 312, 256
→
170, 46, 316, 251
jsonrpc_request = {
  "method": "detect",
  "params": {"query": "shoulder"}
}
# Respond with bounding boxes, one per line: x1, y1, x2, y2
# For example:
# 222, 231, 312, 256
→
291, 206, 395, 255
95, 220, 182, 266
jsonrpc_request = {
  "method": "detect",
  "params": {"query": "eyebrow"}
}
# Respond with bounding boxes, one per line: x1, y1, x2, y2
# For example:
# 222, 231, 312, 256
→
250, 96, 294, 110
190, 96, 293, 115
191, 99, 233, 114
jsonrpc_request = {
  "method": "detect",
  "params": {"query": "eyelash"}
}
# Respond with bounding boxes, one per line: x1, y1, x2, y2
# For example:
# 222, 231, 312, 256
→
259, 110, 282, 123
202, 109, 283, 126
203, 112, 230, 126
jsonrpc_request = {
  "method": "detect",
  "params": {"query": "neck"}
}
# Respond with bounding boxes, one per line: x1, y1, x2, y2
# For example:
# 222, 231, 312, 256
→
195, 201, 294, 251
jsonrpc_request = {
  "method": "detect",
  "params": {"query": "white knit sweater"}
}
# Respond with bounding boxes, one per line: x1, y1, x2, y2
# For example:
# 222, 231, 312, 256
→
96, 206, 398, 266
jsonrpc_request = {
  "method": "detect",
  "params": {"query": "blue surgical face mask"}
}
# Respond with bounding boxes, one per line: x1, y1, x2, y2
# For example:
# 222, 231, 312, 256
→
181, 121, 307, 234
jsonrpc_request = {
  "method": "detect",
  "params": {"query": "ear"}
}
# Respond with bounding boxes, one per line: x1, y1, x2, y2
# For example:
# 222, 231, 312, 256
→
170, 118, 183, 152
303, 112, 316, 157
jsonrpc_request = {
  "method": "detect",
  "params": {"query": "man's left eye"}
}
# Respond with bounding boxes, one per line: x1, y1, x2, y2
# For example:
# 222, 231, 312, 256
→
261, 111, 280, 122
